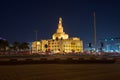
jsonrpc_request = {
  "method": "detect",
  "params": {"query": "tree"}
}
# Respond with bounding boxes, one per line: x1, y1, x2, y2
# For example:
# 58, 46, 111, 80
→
19, 42, 29, 51
13, 42, 20, 51
100, 42, 104, 47
100, 42, 104, 52
88, 43, 92, 52
88, 43, 92, 48
0, 39, 9, 51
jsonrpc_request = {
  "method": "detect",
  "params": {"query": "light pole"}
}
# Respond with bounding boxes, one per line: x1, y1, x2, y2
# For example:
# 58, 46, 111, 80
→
35, 30, 38, 53
94, 11, 97, 52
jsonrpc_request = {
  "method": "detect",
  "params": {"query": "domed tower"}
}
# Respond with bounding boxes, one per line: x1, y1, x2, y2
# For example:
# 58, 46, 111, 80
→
52, 17, 69, 40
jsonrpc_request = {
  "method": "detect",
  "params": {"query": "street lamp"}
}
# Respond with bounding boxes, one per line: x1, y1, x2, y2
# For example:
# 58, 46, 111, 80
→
94, 11, 97, 52
35, 30, 38, 53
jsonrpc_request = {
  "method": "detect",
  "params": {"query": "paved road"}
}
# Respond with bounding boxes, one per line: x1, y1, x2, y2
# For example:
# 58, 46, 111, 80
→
0, 64, 120, 80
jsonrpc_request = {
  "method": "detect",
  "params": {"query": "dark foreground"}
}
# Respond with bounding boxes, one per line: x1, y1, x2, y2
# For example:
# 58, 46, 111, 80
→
0, 64, 120, 80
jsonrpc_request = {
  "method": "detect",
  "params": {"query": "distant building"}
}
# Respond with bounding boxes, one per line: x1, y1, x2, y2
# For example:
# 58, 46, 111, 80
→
32, 17, 83, 53
101, 38, 120, 52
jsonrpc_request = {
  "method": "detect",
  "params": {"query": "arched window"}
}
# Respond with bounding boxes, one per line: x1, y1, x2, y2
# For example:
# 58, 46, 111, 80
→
61, 37, 63, 40
56, 37, 58, 41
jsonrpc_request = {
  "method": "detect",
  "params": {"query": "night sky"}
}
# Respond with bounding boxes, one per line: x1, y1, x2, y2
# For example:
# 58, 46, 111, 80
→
0, 0, 120, 48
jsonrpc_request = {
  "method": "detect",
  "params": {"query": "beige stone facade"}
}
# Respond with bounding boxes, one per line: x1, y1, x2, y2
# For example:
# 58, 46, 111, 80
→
32, 17, 83, 53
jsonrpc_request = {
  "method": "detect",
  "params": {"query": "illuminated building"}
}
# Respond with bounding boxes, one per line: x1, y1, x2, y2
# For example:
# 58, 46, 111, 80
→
32, 17, 83, 53
103, 38, 120, 52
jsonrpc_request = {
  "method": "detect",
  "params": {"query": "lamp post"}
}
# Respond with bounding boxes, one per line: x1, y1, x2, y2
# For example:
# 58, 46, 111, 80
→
35, 30, 38, 53
94, 11, 97, 52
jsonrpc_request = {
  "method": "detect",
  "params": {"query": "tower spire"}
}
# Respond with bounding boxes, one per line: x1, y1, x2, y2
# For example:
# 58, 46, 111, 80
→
58, 17, 63, 29
52, 17, 69, 39
59, 17, 62, 24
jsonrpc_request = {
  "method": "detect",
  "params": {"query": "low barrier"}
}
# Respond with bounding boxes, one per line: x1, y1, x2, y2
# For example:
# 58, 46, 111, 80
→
0, 57, 116, 65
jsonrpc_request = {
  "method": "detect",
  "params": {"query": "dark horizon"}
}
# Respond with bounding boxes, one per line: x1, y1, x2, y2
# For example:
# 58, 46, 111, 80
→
0, 0, 120, 48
